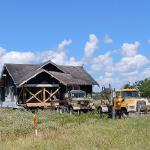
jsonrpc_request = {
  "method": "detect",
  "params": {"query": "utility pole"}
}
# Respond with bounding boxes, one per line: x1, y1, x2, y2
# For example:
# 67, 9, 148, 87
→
109, 84, 115, 119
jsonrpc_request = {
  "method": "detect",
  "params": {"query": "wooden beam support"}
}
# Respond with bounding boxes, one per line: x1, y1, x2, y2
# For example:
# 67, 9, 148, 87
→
26, 88, 42, 103
18, 86, 60, 105
26, 101, 60, 107
45, 89, 51, 96
51, 88, 60, 98
44, 88, 60, 102
24, 84, 59, 87
43, 87, 46, 101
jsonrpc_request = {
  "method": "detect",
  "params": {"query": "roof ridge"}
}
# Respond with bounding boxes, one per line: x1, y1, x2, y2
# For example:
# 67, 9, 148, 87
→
59, 65, 83, 67
5, 63, 39, 66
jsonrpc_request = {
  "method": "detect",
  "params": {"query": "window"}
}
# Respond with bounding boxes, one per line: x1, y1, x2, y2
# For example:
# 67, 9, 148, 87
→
122, 91, 139, 98
71, 91, 86, 98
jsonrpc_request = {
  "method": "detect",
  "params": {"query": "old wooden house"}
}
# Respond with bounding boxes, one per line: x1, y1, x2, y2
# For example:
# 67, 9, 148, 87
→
0, 60, 98, 108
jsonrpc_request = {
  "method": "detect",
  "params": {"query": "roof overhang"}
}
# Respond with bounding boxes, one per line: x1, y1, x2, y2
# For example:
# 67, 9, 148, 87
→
1, 64, 17, 85
23, 84, 59, 87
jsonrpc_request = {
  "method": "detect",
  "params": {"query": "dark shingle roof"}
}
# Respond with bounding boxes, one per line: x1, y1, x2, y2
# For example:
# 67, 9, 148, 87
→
5, 64, 40, 84
58, 66, 97, 85
3, 61, 98, 86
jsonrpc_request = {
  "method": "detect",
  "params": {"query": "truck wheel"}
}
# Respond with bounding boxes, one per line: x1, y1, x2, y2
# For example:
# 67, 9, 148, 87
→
121, 108, 128, 118
68, 105, 73, 115
97, 107, 103, 114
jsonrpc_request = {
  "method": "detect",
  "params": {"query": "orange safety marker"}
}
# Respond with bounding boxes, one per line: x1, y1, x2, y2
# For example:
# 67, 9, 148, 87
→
33, 112, 38, 136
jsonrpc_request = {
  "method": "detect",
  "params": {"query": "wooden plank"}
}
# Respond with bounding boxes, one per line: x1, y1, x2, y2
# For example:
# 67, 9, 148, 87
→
45, 89, 51, 95
43, 87, 46, 101
44, 88, 60, 102
26, 102, 60, 107
26, 88, 42, 103
24, 84, 59, 87
51, 88, 60, 97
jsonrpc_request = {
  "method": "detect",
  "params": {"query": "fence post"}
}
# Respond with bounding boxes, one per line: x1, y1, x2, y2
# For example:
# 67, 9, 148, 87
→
33, 111, 38, 136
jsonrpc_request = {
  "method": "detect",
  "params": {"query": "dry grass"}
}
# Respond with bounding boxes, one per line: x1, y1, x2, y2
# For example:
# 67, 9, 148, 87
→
0, 109, 150, 150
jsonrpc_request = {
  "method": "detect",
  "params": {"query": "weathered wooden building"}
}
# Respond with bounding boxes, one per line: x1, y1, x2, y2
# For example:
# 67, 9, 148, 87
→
0, 60, 98, 108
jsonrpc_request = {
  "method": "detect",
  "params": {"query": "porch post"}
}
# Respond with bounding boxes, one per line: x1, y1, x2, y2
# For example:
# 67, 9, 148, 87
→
43, 87, 46, 101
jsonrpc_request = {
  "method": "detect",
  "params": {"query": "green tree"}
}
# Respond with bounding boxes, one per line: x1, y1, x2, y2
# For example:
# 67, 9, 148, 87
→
134, 78, 150, 97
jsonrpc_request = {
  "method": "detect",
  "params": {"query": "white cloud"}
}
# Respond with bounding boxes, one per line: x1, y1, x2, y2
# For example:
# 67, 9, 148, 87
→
84, 34, 99, 58
98, 75, 121, 87
0, 47, 6, 57
43, 50, 67, 65
91, 52, 113, 71
122, 71, 138, 77
43, 50, 81, 66
98, 76, 113, 85
38, 39, 81, 66
0, 51, 35, 64
115, 54, 149, 72
92, 41, 150, 88
105, 72, 113, 77
103, 34, 113, 44
0, 39, 76, 69
68, 57, 81, 66
142, 67, 150, 79
58, 39, 72, 50
0, 39, 76, 72
122, 41, 140, 57
0, 50, 36, 72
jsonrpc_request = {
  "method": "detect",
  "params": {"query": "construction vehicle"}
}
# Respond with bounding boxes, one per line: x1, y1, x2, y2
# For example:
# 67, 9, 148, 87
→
96, 86, 149, 118
114, 88, 149, 117
65, 90, 95, 113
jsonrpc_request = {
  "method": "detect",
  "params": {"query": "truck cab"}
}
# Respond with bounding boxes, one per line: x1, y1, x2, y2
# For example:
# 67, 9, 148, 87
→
114, 88, 148, 115
66, 90, 95, 112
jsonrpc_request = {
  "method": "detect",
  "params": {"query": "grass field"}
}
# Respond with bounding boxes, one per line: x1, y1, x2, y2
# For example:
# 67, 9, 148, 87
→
0, 109, 150, 150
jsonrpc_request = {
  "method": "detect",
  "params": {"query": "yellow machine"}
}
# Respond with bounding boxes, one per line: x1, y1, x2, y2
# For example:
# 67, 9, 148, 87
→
114, 88, 148, 115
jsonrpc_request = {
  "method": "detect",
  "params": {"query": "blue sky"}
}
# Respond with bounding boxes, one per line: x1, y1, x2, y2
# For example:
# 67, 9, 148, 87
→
0, 0, 150, 90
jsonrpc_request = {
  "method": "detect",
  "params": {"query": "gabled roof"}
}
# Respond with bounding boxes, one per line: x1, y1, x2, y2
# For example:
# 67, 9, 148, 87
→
38, 60, 64, 72
4, 63, 40, 85
2, 60, 98, 87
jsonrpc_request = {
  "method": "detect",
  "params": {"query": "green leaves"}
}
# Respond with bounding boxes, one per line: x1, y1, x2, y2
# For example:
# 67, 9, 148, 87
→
135, 78, 150, 97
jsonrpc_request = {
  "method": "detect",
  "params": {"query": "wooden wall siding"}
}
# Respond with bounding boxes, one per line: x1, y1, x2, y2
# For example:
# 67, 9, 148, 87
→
1, 68, 17, 102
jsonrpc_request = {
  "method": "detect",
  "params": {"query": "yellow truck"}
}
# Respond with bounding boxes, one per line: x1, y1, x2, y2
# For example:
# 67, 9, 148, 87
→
114, 88, 148, 116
